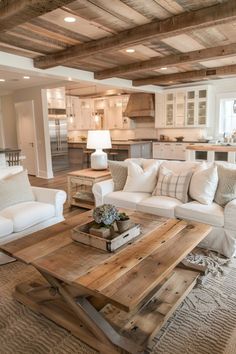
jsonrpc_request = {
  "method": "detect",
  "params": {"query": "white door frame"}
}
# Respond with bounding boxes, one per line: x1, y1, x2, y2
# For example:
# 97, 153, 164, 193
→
15, 100, 39, 176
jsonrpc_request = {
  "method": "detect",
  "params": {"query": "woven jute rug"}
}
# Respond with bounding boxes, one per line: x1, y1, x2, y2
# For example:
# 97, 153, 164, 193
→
0, 259, 236, 354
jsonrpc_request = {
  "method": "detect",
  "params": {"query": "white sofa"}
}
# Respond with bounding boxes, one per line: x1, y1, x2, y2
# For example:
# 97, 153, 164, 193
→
93, 159, 236, 258
0, 166, 67, 245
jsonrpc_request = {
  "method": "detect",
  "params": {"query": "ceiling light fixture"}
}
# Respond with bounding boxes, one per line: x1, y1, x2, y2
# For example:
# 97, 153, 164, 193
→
126, 48, 135, 53
0, 79, 5, 82
64, 16, 76, 23
161, 67, 167, 70
23, 76, 30, 79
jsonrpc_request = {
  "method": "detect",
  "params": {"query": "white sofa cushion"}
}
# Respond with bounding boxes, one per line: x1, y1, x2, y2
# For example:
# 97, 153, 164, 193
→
137, 196, 182, 218
175, 201, 224, 228
123, 161, 159, 193
104, 191, 150, 209
0, 216, 13, 237
0, 201, 55, 232
189, 164, 218, 205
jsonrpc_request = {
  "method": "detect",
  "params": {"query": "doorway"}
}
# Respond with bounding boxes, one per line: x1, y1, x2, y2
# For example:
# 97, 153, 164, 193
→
15, 100, 38, 175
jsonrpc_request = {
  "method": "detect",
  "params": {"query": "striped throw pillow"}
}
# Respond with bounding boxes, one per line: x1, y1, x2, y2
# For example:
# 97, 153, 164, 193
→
153, 166, 193, 203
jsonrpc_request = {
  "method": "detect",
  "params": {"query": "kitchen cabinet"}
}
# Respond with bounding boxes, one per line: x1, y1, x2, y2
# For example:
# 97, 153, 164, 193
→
153, 142, 188, 160
186, 89, 208, 127
66, 95, 135, 131
155, 86, 211, 129
105, 97, 123, 129
47, 88, 66, 109
175, 92, 185, 127
80, 99, 95, 130
165, 93, 174, 127
155, 93, 165, 128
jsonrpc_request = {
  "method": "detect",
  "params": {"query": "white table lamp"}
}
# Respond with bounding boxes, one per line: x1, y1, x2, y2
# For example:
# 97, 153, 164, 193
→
87, 130, 111, 170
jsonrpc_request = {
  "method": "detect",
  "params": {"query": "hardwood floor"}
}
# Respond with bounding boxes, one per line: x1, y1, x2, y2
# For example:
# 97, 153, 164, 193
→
29, 165, 87, 219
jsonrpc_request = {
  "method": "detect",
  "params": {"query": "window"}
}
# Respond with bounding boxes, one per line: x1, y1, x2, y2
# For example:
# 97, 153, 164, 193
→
219, 98, 236, 135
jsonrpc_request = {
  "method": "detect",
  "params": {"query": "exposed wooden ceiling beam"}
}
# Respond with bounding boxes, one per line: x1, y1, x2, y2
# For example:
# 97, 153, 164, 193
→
94, 43, 236, 80
34, 0, 236, 69
0, 0, 74, 32
132, 64, 236, 86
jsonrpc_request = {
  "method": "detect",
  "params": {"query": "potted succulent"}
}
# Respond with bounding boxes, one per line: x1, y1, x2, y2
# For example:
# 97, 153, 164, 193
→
90, 204, 119, 238
116, 212, 131, 233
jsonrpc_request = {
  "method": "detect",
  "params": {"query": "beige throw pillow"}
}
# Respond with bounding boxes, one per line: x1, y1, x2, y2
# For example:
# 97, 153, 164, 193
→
153, 166, 193, 203
108, 160, 128, 191
214, 165, 236, 207
0, 170, 35, 211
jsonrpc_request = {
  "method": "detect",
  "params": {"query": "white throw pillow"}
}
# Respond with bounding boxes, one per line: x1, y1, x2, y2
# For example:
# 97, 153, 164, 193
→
123, 161, 159, 193
189, 164, 218, 205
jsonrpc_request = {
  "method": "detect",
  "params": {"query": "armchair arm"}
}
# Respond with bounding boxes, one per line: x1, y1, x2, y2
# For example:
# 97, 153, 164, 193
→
31, 186, 67, 217
224, 199, 236, 231
92, 179, 114, 206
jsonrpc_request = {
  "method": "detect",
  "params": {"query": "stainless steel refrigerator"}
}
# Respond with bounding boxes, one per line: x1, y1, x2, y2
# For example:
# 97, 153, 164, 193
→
48, 109, 69, 172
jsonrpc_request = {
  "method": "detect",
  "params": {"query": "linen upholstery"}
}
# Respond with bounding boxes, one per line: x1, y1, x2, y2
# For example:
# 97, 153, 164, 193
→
104, 191, 150, 209
214, 165, 236, 206
0, 170, 35, 211
0, 201, 55, 232
137, 196, 182, 218
92, 158, 236, 257
153, 166, 192, 203
0, 216, 13, 237
175, 201, 224, 228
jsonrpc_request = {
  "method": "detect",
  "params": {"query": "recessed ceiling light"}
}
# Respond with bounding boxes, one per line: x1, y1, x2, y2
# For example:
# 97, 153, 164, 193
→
64, 16, 76, 23
0, 79, 5, 82
161, 67, 167, 70
126, 48, 135, 53
23, 76, 30, 79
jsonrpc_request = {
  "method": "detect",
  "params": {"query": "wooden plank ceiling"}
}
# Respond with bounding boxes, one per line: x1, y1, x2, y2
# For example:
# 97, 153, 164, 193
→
1, 0, 236, 86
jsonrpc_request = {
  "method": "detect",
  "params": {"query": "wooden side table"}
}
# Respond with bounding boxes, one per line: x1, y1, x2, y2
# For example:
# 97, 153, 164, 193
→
67, 168, 111, 209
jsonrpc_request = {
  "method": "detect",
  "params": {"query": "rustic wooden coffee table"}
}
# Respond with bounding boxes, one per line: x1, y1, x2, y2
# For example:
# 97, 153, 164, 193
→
1, 210, 211, 354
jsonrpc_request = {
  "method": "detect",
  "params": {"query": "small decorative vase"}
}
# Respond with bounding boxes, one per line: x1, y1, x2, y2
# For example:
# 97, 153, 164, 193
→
116, 219, 131, 233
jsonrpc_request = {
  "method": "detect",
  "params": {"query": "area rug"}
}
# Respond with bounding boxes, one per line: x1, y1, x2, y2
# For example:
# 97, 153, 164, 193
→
0, 259, 236, 354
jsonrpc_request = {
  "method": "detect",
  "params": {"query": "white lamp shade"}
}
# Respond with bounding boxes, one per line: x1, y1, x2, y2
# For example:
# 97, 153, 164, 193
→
87, 130, 111, 149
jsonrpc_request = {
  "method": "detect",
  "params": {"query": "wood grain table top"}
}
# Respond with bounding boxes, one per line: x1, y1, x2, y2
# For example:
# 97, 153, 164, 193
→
1, 210, 211, 312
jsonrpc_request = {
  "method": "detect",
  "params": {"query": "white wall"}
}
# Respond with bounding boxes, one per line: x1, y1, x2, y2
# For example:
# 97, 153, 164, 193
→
0, 94, 18, 148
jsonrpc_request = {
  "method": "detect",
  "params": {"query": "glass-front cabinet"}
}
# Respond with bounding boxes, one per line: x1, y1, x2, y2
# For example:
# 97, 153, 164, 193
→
165, 93, 174, 127
156, 86, 210, 128
175, 92, 185, 127
197, 89, 207, 126
186, 91, 195, 126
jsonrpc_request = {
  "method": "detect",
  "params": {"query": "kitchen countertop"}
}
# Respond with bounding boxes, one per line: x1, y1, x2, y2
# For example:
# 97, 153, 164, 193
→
186, 144, 236, 152
153, 140, 208, 143
0, 148, 21, 154
68, 140, 152, 146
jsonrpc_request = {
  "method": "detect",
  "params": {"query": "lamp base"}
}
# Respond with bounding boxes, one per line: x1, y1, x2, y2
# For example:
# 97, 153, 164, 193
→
91, 149, 108, 170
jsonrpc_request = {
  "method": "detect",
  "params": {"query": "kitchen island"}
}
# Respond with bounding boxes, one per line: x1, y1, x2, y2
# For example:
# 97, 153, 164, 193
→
68, 141, 152, 165
186, 144, 236, 163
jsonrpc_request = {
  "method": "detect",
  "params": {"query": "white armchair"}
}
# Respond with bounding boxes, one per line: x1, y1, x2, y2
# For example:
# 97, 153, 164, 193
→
0, 167, 67, 245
